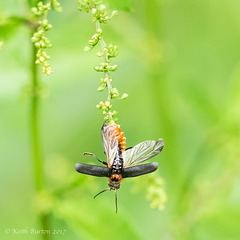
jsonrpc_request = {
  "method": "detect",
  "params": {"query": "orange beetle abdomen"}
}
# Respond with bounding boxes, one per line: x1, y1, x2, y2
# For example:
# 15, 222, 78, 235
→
108, 124, 126, 152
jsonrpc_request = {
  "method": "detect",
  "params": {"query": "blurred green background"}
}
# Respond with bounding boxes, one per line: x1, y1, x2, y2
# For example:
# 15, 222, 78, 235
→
1, 0, 240, 239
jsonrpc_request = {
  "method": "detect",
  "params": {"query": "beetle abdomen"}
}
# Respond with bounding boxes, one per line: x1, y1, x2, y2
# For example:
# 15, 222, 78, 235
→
109, 124, 126, 151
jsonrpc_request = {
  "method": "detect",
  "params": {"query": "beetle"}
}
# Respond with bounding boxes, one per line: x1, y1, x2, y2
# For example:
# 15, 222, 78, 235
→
75, 121, 164, 212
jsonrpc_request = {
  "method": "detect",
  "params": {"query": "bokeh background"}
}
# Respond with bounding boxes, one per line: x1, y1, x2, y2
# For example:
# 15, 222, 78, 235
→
1, 0, 240, 239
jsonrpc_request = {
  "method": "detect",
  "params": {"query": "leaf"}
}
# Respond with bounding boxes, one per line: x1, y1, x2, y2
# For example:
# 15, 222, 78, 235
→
0, 14, 25, 40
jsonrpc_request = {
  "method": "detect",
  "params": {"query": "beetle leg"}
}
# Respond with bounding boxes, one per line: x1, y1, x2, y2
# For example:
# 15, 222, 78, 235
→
83, 152, 108, 166
125, 146, 133, 151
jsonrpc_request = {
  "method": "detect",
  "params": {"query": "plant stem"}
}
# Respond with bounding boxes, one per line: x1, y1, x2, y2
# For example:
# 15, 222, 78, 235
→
27, 1, 50, 239
94, 20, 115, 124
95, 20, 113, 102
31, 35, 44, 191
30, 29, 50, 240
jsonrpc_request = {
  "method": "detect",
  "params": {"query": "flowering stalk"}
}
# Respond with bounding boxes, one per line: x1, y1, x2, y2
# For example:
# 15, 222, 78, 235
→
77, 0, 167, 212
28, 1, 62, 239
29, 0, 62, 191
78, 0, 128, 125
31, 0, 62, 75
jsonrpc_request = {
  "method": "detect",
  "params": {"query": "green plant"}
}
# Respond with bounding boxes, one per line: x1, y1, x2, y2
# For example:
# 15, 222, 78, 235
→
78, 0, 128, 125
31, 0, 62, 75
29, 1, 62, 239
0, 1, 62, 239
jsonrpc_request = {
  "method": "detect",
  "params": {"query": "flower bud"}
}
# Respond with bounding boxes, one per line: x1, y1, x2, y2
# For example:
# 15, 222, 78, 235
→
99, 4, 106, 11
110, 65, 117, 71
92, 8, 97, 15
97, 84, 106, 92
96, 28, 102, 34
97, 52, 102, 57
110, 88, 119, 98
112, 10, 118, 16
34, 42, 41, 48
121, 93, 128, 99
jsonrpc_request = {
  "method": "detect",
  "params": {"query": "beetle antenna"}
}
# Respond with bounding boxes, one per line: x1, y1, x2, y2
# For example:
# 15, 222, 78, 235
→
94, 188, 110, 199
115, 189, 118, 214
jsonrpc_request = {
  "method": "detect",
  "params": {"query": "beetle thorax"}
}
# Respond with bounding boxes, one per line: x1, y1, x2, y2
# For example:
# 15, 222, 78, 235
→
108, 150, 123, 189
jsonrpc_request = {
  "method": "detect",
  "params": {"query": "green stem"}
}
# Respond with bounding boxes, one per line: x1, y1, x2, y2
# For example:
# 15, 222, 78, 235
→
31, 38, 44, 191
30, 29, 50, 240
95, 21, 112, 100
95, 20, 113, 121
27, 1, 50, 239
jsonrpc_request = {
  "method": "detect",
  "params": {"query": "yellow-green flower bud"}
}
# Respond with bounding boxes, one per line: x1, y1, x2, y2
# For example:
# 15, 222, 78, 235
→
121, 93, 128, 99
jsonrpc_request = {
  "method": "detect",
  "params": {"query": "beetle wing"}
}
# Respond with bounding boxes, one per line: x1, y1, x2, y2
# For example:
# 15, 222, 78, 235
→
101, 121, 118, 167
123, 138, 164, 167
75, 163, 111, 177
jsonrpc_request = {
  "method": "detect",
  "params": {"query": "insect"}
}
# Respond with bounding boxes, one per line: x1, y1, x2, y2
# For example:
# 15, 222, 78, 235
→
75, 121, 164, 213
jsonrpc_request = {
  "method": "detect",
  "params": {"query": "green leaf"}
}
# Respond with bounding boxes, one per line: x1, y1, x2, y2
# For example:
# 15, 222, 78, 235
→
0, 14, 25, 40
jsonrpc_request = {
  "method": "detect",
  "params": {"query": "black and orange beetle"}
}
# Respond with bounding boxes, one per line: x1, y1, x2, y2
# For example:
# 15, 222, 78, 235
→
75, 121, 164, 212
